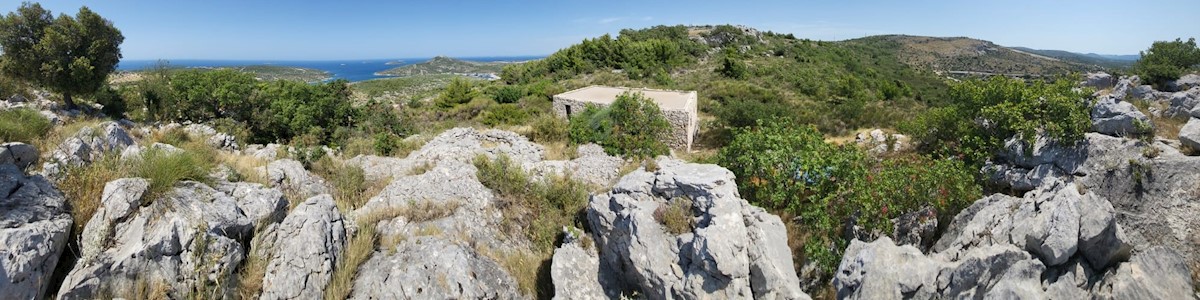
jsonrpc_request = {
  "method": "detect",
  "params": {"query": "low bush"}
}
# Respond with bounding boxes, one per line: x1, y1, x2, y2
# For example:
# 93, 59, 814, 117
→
0, 108, 52, 143
901, 77, 1090, 167
718, 119, 980, 274
490, 85, 524, 104
478, 103, 530, 126
569, 92, 670, 158
529, 115, 568, 144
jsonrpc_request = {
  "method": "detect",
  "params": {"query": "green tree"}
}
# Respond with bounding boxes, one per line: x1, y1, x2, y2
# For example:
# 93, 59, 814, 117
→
1135, 38, 1200, 87
436, 77, 477, 108
0, 2, 124, 109
717, 51, 747, 79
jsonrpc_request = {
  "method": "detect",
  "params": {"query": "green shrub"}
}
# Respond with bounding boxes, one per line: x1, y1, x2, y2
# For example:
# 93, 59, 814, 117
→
717, 52, 748, 79
93, 86, 127, 119
491, 85, 525, 104
479, 103, 530, 126
436, 78, 477, 108
529, 115, 568, 143
372, 132, 400, 156
718, 119, 980, 274
901, 77, 1090, 166
0, 108, 52, 143
569, 92, 670, 158
1135, 38, 1200, 87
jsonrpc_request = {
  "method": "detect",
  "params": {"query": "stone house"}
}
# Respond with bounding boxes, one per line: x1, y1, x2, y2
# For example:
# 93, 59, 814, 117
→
552, 86, 698, 151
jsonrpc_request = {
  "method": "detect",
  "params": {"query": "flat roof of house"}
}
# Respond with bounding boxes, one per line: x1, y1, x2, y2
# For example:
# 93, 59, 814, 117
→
554, 86, 695, 111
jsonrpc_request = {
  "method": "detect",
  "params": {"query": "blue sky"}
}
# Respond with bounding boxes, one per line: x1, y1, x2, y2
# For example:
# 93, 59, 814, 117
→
16, 0, 1200, 60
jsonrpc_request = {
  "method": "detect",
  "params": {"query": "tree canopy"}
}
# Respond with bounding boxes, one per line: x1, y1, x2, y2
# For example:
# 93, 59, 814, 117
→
0, 2, 124, 109
1135, 38, 1200, 87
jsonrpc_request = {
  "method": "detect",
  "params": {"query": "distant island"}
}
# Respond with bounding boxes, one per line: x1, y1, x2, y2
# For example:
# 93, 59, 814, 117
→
375, 56, 514, 79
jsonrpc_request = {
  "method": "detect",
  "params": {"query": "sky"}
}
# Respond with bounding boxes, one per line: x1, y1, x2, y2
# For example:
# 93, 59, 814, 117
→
13, 0, 1200, 60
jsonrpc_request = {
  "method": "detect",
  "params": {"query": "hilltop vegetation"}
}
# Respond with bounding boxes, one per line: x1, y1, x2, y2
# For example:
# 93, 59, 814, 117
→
226, 65, 330, 82
857, 35, 1096, 75
1011, 46, 1138, 70
377, 56, 511, 77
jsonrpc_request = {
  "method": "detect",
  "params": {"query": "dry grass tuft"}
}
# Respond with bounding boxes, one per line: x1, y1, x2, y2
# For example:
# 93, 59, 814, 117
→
59, 155, 130, 240
312, 157, 392, 213
482, 247, 554, 298
1130, 99, 1191, 139
542, 141, 579, 161
407, 161, 434, 175
32, 118, 104, 157
216, 151, 270, 185
653, 196, 695, 235
323, 221, 378, 300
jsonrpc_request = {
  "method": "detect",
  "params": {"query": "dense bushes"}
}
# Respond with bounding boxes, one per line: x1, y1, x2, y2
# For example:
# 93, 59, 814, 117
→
120, 69, 362, 145
502, 25, 701, 84
1135, 38, 1200, 87
569, 92, 671, 158
0, 108, 52, 143
901, 77, 1090, 166
718, 119, 980, 272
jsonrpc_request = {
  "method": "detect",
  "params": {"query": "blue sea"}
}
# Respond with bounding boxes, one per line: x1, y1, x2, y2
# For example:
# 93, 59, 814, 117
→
117, 56, 543, 82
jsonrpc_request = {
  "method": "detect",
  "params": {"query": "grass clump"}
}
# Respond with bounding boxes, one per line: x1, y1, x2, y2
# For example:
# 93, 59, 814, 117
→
0, 108, 52, 143
654, 196, 695, 235
472, 153, 592, 297
323, 222, 376, 300
134, 147, 216, 201
311, 157, 391, 213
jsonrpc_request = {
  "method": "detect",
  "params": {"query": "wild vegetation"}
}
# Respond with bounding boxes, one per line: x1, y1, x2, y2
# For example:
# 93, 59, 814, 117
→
0, 2, 123, 109
1134, 37, 1200, 87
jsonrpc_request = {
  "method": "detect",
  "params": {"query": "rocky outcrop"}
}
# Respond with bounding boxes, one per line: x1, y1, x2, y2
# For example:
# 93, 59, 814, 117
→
834, 181, 1193, 299
257, 195, 347, 300
183, 123, 239, 151
245, 143, 282, 161
1166, 87, 1200, 117
550, 228, 618, 300
57, 179, 285, 299
1168, 73, 1200, 92
1083, 72, 1115, 89
1181, 117, 1200, 150
0, 142, 39, 171
1091, 95, 1152, 136
0, 164, 71, 300
350, 235, 521, 299
854, 129, 910, 154
264, 159, 331, 200
42, 121, 136, 178
586, 158, 809, 300
530, 143, 624, 186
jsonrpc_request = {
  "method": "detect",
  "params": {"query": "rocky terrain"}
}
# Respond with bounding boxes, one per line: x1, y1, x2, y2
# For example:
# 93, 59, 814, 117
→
2, 73, 1199, 299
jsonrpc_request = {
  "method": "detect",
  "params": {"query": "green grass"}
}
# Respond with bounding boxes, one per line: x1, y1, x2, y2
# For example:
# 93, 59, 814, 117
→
0, 108, 52, 143
135, 145, 216, 201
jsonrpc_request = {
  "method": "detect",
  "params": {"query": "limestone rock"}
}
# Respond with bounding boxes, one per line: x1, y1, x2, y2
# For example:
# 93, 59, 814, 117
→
0, 142, 38, 171
349, 237, 521, 299
587, 158, 809, 299
1083, 72, 1115, 89
1167, 73, 1200, 92
258, 195, 347, 300
42, 121, 135, 178
264, 159, 331, 200
551, 228, 617, 300
890, 206, 938, 252
1179, 118, 1200, 152
0, 164, 71, 300
530, 143, 624, 186
1091, 96, 1152, 136
1094, 246, 1196, 299
1165, 87, 1200, 117
57, 180, 262, 299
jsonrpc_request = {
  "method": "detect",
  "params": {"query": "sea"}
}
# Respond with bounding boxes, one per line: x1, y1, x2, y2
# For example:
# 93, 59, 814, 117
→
116, 56, 543, 82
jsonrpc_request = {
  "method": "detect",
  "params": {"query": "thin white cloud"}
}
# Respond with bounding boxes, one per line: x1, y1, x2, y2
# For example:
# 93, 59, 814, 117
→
599, 17, 623, 24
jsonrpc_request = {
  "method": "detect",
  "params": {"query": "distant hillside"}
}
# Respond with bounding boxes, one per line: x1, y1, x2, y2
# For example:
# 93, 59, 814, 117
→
228, 65, 330, 82
113, 65, 330, 84
1010, 47, 1138, 70
377, 56, 511, 77
850, 35, 1102, 76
